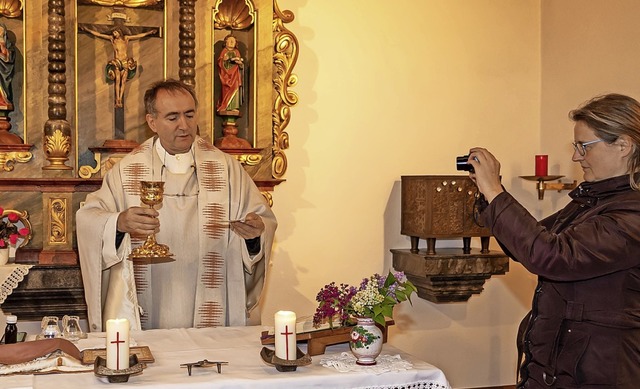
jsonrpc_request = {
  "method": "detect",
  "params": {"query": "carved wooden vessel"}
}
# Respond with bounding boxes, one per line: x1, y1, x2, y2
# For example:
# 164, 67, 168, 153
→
393, 175, 509, 302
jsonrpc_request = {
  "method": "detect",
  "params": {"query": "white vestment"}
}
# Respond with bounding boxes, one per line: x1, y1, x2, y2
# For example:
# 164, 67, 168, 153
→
76, 136, 277, 332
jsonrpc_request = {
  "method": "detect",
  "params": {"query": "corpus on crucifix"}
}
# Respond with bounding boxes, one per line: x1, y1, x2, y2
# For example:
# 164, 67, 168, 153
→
78, 19, 161, 142
79, 23, 159, 109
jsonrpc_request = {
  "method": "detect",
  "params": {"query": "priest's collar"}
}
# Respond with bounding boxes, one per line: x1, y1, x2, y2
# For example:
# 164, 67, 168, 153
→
154, 138, 195, 174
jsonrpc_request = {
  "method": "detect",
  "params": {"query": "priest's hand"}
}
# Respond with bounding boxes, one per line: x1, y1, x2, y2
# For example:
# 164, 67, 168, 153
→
230, 212, 264, 239
117, 206, 160, 238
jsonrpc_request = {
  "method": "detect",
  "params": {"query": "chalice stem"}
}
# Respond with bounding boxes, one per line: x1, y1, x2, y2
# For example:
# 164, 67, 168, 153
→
144, 233, 158, 248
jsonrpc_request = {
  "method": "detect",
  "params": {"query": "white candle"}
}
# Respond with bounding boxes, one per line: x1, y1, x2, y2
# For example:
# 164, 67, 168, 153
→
274, 311, 297, 360
106, 318, 130, 370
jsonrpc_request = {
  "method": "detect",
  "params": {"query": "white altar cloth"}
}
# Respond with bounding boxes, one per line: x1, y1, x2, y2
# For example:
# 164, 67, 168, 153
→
0, 325, 450, 389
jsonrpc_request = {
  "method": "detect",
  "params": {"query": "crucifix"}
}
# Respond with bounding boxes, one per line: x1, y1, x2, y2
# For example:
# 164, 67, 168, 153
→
78, 12, 162, 140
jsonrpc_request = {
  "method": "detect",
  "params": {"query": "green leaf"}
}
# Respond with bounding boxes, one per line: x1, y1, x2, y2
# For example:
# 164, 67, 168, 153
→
384, 271, 397, 288
374, 314, 386, 327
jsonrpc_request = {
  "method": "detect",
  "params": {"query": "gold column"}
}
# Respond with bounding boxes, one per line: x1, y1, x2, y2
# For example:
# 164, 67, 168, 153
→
43, 0, 72, 171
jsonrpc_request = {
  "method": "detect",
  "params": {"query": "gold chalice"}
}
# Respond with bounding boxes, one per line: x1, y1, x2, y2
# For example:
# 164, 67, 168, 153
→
128, 180, 174, 263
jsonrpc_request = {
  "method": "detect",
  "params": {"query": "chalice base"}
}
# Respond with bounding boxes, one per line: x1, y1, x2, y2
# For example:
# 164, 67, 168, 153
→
128, 237, 174, 264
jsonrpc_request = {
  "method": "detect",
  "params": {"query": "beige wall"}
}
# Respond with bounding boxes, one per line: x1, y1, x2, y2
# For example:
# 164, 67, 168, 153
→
262, 1, 640, 387
265, 1, 542, 387
541, 0, 640, 184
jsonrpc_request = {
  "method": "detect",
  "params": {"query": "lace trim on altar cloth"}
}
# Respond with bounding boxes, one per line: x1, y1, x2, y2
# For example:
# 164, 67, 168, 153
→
0, 265, 32, 305
320, 352, 450, 389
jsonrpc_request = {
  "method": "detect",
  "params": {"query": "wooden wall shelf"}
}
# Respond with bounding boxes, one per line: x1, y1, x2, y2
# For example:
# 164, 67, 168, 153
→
391, 248, 509, 303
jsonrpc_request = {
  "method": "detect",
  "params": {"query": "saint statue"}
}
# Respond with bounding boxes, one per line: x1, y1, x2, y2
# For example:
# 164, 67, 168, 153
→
79, 25, 158, 108
216, 35, 244, 114
0, 23, 15, 111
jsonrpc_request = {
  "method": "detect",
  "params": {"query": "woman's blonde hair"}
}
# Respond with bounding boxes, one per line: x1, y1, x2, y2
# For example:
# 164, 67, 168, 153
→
569, 93, 640, 190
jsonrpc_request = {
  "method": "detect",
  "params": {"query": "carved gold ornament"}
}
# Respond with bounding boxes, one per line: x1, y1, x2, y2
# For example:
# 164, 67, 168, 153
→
272, 1, 299, 179
213, 0, 255, 30
45, 130, 71, 158
0, 0, 22, 18
48, 198, 68, 245
0, 149, 32, 171
77, 0, 161, 8
234, 153, 261, 166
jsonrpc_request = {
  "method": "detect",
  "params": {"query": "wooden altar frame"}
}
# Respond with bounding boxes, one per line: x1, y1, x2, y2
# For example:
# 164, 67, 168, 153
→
68, 0, 298, 190
0, 0, 298, 319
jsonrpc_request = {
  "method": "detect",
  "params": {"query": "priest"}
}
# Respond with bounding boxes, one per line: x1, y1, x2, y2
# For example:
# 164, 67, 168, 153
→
76, 79, 277, 332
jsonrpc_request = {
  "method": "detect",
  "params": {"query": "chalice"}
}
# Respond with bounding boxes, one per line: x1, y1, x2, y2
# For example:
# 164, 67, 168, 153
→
128, 180, 174, 263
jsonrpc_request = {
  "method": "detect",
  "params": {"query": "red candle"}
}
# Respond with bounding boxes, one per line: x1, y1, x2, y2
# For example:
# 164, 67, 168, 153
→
535, 155, 548, 177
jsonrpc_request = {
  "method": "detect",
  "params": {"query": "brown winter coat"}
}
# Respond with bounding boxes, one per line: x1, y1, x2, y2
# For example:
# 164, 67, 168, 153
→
482, 174, 640, 388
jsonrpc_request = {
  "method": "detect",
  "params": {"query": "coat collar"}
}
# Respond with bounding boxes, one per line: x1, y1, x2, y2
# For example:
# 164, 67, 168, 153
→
569, 174, 636, 201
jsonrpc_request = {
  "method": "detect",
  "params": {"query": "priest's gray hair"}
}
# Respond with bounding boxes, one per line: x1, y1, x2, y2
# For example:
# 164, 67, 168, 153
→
144, 78, 199, 117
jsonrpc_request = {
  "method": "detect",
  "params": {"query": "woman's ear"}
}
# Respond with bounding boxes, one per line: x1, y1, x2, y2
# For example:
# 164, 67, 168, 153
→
617, 135, 634, 157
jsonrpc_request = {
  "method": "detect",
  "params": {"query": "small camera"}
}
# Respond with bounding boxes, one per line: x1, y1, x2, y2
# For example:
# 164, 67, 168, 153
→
456, 155, 475, 173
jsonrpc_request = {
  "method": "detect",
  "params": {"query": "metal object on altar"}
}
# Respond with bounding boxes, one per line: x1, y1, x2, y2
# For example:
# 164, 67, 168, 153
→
128, 180, 174, 263
94, 354, 144, 383
36, 316, 62, 340
260, 346, 311, 372
180, 359, 229, 376
62, 315, 87, 341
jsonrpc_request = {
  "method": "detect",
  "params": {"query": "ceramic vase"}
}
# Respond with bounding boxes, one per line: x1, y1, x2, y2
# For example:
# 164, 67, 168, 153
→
0, 247, 9, 266
349, 317, 383, 365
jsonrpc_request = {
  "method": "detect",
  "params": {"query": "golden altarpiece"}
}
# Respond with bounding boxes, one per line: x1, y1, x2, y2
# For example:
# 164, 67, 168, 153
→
0, 0, 298, 319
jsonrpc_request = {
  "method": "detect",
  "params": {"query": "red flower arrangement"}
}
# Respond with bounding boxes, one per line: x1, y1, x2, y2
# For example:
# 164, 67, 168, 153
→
0, 207, 30, 248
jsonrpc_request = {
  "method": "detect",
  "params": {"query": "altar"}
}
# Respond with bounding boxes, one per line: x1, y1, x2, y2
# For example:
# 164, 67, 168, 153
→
0, 326, 450, 389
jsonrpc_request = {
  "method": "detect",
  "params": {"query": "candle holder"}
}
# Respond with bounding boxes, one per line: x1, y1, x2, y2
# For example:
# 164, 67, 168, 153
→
519, 175, 578, 200
260, 346, 311, 372
94, 354, 144, 383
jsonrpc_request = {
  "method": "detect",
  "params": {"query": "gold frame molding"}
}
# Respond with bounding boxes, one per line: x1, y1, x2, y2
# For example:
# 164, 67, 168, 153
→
0, 208, 32, 249
271, 0, 298, 180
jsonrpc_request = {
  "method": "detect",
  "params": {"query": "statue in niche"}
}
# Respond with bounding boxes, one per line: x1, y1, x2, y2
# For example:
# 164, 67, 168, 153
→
215, 34, 251, 149
0, 23, 15, 111
217, 34, 244, 114
0, 22, 22, 145
79, 25, 158, 108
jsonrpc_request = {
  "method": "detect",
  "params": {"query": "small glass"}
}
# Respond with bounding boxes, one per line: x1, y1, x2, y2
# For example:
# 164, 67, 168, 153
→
63, 315, 86, 341
37, 316, 61, 340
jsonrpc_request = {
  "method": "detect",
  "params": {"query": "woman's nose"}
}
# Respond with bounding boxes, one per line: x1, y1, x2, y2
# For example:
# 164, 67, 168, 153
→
572, 149, 583, 162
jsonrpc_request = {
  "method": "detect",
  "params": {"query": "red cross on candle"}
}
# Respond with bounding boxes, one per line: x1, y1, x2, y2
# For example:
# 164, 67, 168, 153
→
280, 325, 293, 360
110, 331, 125, 370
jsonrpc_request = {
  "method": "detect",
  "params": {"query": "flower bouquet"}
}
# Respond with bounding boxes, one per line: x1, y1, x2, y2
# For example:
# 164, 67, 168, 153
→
313, 270, 417, 328
312, 270, 417, 365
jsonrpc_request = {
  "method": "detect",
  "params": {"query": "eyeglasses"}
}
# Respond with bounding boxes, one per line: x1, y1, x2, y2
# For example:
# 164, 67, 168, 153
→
572, 139, 604, 156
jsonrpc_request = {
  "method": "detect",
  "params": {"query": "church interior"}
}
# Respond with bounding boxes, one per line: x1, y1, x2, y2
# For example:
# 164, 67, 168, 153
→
1, 0, 639, 387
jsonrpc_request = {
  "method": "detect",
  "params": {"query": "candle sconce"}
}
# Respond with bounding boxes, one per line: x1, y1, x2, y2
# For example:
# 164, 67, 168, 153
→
519, 175, 578, 200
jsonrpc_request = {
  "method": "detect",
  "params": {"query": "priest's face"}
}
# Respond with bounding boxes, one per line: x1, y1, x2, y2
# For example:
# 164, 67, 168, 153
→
146, 89, 198, 154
